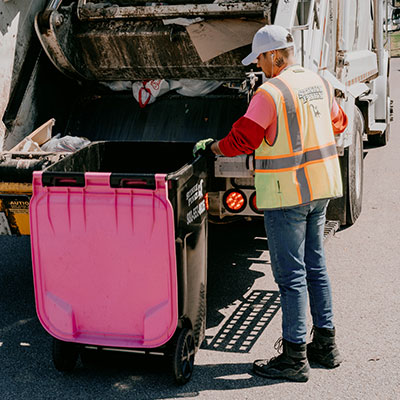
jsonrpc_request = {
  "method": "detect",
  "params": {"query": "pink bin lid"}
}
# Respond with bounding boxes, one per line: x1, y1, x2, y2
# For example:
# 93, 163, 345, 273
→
30, 172, 178, 348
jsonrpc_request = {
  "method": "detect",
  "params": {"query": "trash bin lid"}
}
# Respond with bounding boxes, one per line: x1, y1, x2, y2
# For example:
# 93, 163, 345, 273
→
30, 172, 178, 348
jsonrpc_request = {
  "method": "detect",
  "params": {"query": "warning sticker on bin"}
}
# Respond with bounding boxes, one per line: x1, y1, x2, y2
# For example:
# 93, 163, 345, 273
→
186, 179, 204, 207
187, 199, 206, 225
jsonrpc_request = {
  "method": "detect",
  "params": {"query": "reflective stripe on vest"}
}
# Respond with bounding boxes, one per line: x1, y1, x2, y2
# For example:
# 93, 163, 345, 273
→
254, 66, 343, 209
296, 167, 311, 204
255, 142, 337, 171
270, 77, 303, 153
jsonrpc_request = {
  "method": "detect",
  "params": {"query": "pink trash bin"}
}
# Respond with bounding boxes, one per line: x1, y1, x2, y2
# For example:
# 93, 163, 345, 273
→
30, 141, 208, 384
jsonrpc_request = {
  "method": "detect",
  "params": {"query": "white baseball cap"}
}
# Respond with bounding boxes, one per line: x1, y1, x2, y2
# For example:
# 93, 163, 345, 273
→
242, 25, 294, 66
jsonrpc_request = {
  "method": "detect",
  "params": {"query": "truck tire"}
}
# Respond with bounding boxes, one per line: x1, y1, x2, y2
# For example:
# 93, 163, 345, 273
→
345, 106, 364, 225
326, 107, 364, 225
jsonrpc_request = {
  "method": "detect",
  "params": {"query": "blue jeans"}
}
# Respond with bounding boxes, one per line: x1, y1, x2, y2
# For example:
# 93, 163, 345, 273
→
264, 199, 334, 344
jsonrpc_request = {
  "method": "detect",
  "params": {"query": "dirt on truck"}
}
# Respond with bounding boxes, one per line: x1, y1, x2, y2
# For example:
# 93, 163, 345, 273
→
0, 0, 393, 235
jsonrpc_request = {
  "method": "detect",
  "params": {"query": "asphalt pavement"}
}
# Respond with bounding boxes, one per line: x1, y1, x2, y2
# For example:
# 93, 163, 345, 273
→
1, 61, 400, 399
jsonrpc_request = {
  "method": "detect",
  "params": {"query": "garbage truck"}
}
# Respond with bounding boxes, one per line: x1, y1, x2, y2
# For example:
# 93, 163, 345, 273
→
0, 0, 393, 236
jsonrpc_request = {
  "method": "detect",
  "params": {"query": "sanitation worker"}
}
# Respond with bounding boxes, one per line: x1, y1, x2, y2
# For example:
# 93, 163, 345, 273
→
193, 24, 348, 382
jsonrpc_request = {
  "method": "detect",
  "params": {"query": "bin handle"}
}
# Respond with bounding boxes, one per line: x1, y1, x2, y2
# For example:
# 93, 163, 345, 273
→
42, 172, 85, 187
110, 174, 156, 189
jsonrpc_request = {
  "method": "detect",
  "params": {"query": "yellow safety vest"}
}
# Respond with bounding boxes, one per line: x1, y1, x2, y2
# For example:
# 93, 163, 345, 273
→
254, 65, 343, 210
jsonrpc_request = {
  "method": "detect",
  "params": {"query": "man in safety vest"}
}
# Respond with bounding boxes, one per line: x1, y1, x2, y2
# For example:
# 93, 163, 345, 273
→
194, 24, 348, 382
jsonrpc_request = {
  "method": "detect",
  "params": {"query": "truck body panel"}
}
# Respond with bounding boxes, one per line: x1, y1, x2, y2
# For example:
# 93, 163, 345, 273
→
0, 0, 48, 149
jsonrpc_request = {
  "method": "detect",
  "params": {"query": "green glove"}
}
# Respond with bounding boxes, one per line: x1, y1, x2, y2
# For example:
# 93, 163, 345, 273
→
193, 138, 216, 157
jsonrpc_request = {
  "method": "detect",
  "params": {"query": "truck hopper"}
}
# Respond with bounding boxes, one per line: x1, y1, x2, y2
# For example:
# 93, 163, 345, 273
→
35, 0, 271, 81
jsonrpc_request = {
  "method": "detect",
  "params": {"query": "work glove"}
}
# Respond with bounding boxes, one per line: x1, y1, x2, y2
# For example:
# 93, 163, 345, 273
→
193, 138, 216, 157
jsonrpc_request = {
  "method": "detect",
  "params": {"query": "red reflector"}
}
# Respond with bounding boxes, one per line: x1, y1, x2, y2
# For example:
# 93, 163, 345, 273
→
252, 194, 258, 210
223, 190, 247, 213
249, 192, 263, 214
204, 193, 209, 211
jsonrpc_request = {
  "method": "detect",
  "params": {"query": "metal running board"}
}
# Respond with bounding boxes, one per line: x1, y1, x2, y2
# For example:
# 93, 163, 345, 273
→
324, 220, 340, 242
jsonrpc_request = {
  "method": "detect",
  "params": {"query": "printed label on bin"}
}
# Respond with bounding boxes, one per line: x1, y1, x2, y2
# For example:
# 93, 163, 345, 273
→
187, 199, 206, 225
186, 179, 204, 207
186, 179, 206, 225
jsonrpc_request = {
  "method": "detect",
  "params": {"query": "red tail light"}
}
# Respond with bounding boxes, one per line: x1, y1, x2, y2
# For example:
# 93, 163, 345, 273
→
223, 189, 247, 213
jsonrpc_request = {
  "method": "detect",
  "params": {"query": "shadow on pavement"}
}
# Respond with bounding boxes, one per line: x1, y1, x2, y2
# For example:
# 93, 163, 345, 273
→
206, 220, 269, 330
202, 290, 280, 353
0, 236, 36, 334
54, 354, 283, 398
204, 220, 280, 353
155, 362, 284, 399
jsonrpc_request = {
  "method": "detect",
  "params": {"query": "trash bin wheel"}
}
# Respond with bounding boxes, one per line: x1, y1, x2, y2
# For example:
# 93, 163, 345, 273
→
171, 328, 195, 385
80, 347, 101, 367
52, 337, 79, 372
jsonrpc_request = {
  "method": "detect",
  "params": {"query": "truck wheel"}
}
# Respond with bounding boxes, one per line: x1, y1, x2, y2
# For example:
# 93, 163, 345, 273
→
171, 328, 195, 385
52, 338, 79, 372
345, 107, 364, 225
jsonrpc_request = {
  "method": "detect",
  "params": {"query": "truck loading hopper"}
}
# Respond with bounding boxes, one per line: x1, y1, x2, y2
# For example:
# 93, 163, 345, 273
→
35, 0, 272, 81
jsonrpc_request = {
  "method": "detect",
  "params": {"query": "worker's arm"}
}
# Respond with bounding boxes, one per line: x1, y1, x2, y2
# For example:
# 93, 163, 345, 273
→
212, 92, 277, 157
331, 98, 348, 135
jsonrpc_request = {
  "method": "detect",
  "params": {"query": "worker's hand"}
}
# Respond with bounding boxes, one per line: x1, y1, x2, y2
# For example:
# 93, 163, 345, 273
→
193, 138, 216, 157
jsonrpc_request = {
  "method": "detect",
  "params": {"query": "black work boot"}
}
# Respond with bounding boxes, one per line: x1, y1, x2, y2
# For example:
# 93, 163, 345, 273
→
307, 326, 343, 368
253, 338, 310, 382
